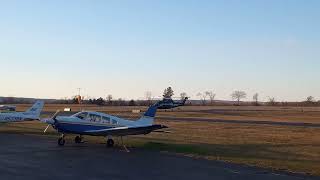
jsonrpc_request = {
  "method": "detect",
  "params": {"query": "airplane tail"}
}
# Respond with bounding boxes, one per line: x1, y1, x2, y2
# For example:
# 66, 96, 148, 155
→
136, 103, 159, 126
25, 101, 44, 119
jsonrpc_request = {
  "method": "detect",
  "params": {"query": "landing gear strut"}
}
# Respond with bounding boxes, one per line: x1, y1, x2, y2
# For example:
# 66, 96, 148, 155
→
106, 136, 129, 152
120, 136, 130, 153
58, 134, 65, 146
74, 135, 83, 143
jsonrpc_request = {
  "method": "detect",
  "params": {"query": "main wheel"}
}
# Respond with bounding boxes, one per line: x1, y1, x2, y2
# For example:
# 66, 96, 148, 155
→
107, 139, 114, 147
58, 137, 65, 146
74, 136, 82, 143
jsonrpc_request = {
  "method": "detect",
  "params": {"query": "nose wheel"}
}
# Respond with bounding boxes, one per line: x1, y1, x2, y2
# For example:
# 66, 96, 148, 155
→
74, 135, 83, 143
58, 135, 65, 146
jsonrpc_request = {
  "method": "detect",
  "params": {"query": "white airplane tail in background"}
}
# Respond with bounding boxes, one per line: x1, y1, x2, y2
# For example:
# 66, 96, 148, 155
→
25, 101, 44, 118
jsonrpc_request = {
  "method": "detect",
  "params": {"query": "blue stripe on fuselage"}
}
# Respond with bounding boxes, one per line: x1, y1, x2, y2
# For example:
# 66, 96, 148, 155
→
55, 122, 116, 134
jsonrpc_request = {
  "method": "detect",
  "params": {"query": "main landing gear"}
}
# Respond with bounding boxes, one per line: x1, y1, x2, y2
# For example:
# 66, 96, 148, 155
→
57, 134, 83, 146
106, 136, 129, 152
106, 138, 115, 147
120, 136, 130, 152
74, 135, 83, 144
56, 134, 129, 152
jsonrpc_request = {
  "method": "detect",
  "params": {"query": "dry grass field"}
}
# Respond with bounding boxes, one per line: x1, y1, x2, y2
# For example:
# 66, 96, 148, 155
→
1, 104, 320, 176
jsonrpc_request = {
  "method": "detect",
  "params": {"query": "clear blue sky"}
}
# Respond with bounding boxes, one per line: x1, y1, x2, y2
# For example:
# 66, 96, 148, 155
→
0, 0, 319, 101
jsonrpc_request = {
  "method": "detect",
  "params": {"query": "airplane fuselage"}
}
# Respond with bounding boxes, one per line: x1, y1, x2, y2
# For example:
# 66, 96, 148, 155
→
0, 112, 35, 123
158, 104, 180, 109
47, 110, 164, 136
51, 111, 136, 135
0, 101, 44, 123
54, 117, 123, 135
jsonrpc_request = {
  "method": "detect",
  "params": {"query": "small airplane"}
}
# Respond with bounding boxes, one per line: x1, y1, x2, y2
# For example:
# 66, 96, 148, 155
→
0, 101, 44, 123
41, 102, 167, 150
0, 105, 16, 112
157, 97, 188, 109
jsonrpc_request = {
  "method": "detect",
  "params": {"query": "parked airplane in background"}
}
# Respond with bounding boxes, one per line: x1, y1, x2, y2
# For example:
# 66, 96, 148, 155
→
0, 105, 16, 112
0, 101, 44, 123
157, 97, 188, 109
41, 102, 167, 150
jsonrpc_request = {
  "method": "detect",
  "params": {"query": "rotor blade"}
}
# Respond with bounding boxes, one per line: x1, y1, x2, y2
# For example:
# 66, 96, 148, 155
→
44, 124, 50, 133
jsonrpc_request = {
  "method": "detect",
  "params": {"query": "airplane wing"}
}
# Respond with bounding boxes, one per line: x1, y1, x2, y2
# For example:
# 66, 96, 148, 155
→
84, 125, 168, 136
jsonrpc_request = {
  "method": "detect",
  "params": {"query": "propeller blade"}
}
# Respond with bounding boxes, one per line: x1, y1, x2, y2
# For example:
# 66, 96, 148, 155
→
44, 124, 50, 133
51, 110, 60, 120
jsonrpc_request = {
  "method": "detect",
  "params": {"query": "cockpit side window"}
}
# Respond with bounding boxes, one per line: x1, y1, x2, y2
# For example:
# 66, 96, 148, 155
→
76, 112, 88, 120
88, 113, 101, 122
102, 116, 110, 124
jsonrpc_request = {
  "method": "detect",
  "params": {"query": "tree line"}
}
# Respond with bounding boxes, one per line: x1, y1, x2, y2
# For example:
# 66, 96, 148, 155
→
64, 88, 320, 107
0, 88, 319, 107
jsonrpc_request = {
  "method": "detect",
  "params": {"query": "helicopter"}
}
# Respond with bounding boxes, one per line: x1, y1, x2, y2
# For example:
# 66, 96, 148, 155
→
157, 97, 188, 109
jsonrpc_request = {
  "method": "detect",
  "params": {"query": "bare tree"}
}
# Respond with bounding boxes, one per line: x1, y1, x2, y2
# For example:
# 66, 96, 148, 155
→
116, 98, 125, 106
180, 92, 188, 100
231, 91, 247, 105
253, 93, 259, 106
205, 91, 216, 105
305, 96, 316, 106
306, 96, 315, 103
163, 87, 174, 98
106, 94, 113, 105
197, 92, 207, 105
268, 97, 277, 106
145, 91, 152, 105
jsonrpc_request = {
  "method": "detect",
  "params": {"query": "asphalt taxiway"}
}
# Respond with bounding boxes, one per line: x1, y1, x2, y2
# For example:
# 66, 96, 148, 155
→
0, 134, 318, 180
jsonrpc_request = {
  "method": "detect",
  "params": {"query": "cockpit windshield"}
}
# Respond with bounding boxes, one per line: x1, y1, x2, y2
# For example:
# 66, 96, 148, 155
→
75, 112, 88, 120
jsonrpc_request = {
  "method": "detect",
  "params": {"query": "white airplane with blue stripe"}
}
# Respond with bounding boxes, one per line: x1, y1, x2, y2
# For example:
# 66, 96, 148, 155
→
0, 101, 44, 123
42, 102, 167, 149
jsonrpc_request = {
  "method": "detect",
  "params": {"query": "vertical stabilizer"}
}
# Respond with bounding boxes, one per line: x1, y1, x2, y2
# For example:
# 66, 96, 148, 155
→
25, 101, 44, 119
136, 103, 159, 126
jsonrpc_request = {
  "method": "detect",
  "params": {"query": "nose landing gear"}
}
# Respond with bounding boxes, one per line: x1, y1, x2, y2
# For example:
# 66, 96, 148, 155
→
58, 134, 65, 146
106, 138, 114, 147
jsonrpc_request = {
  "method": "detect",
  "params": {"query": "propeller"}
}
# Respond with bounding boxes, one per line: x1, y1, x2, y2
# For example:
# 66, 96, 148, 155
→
43, 125, 50, 133
51, 110, 60, 121
43, 110, 60, 133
